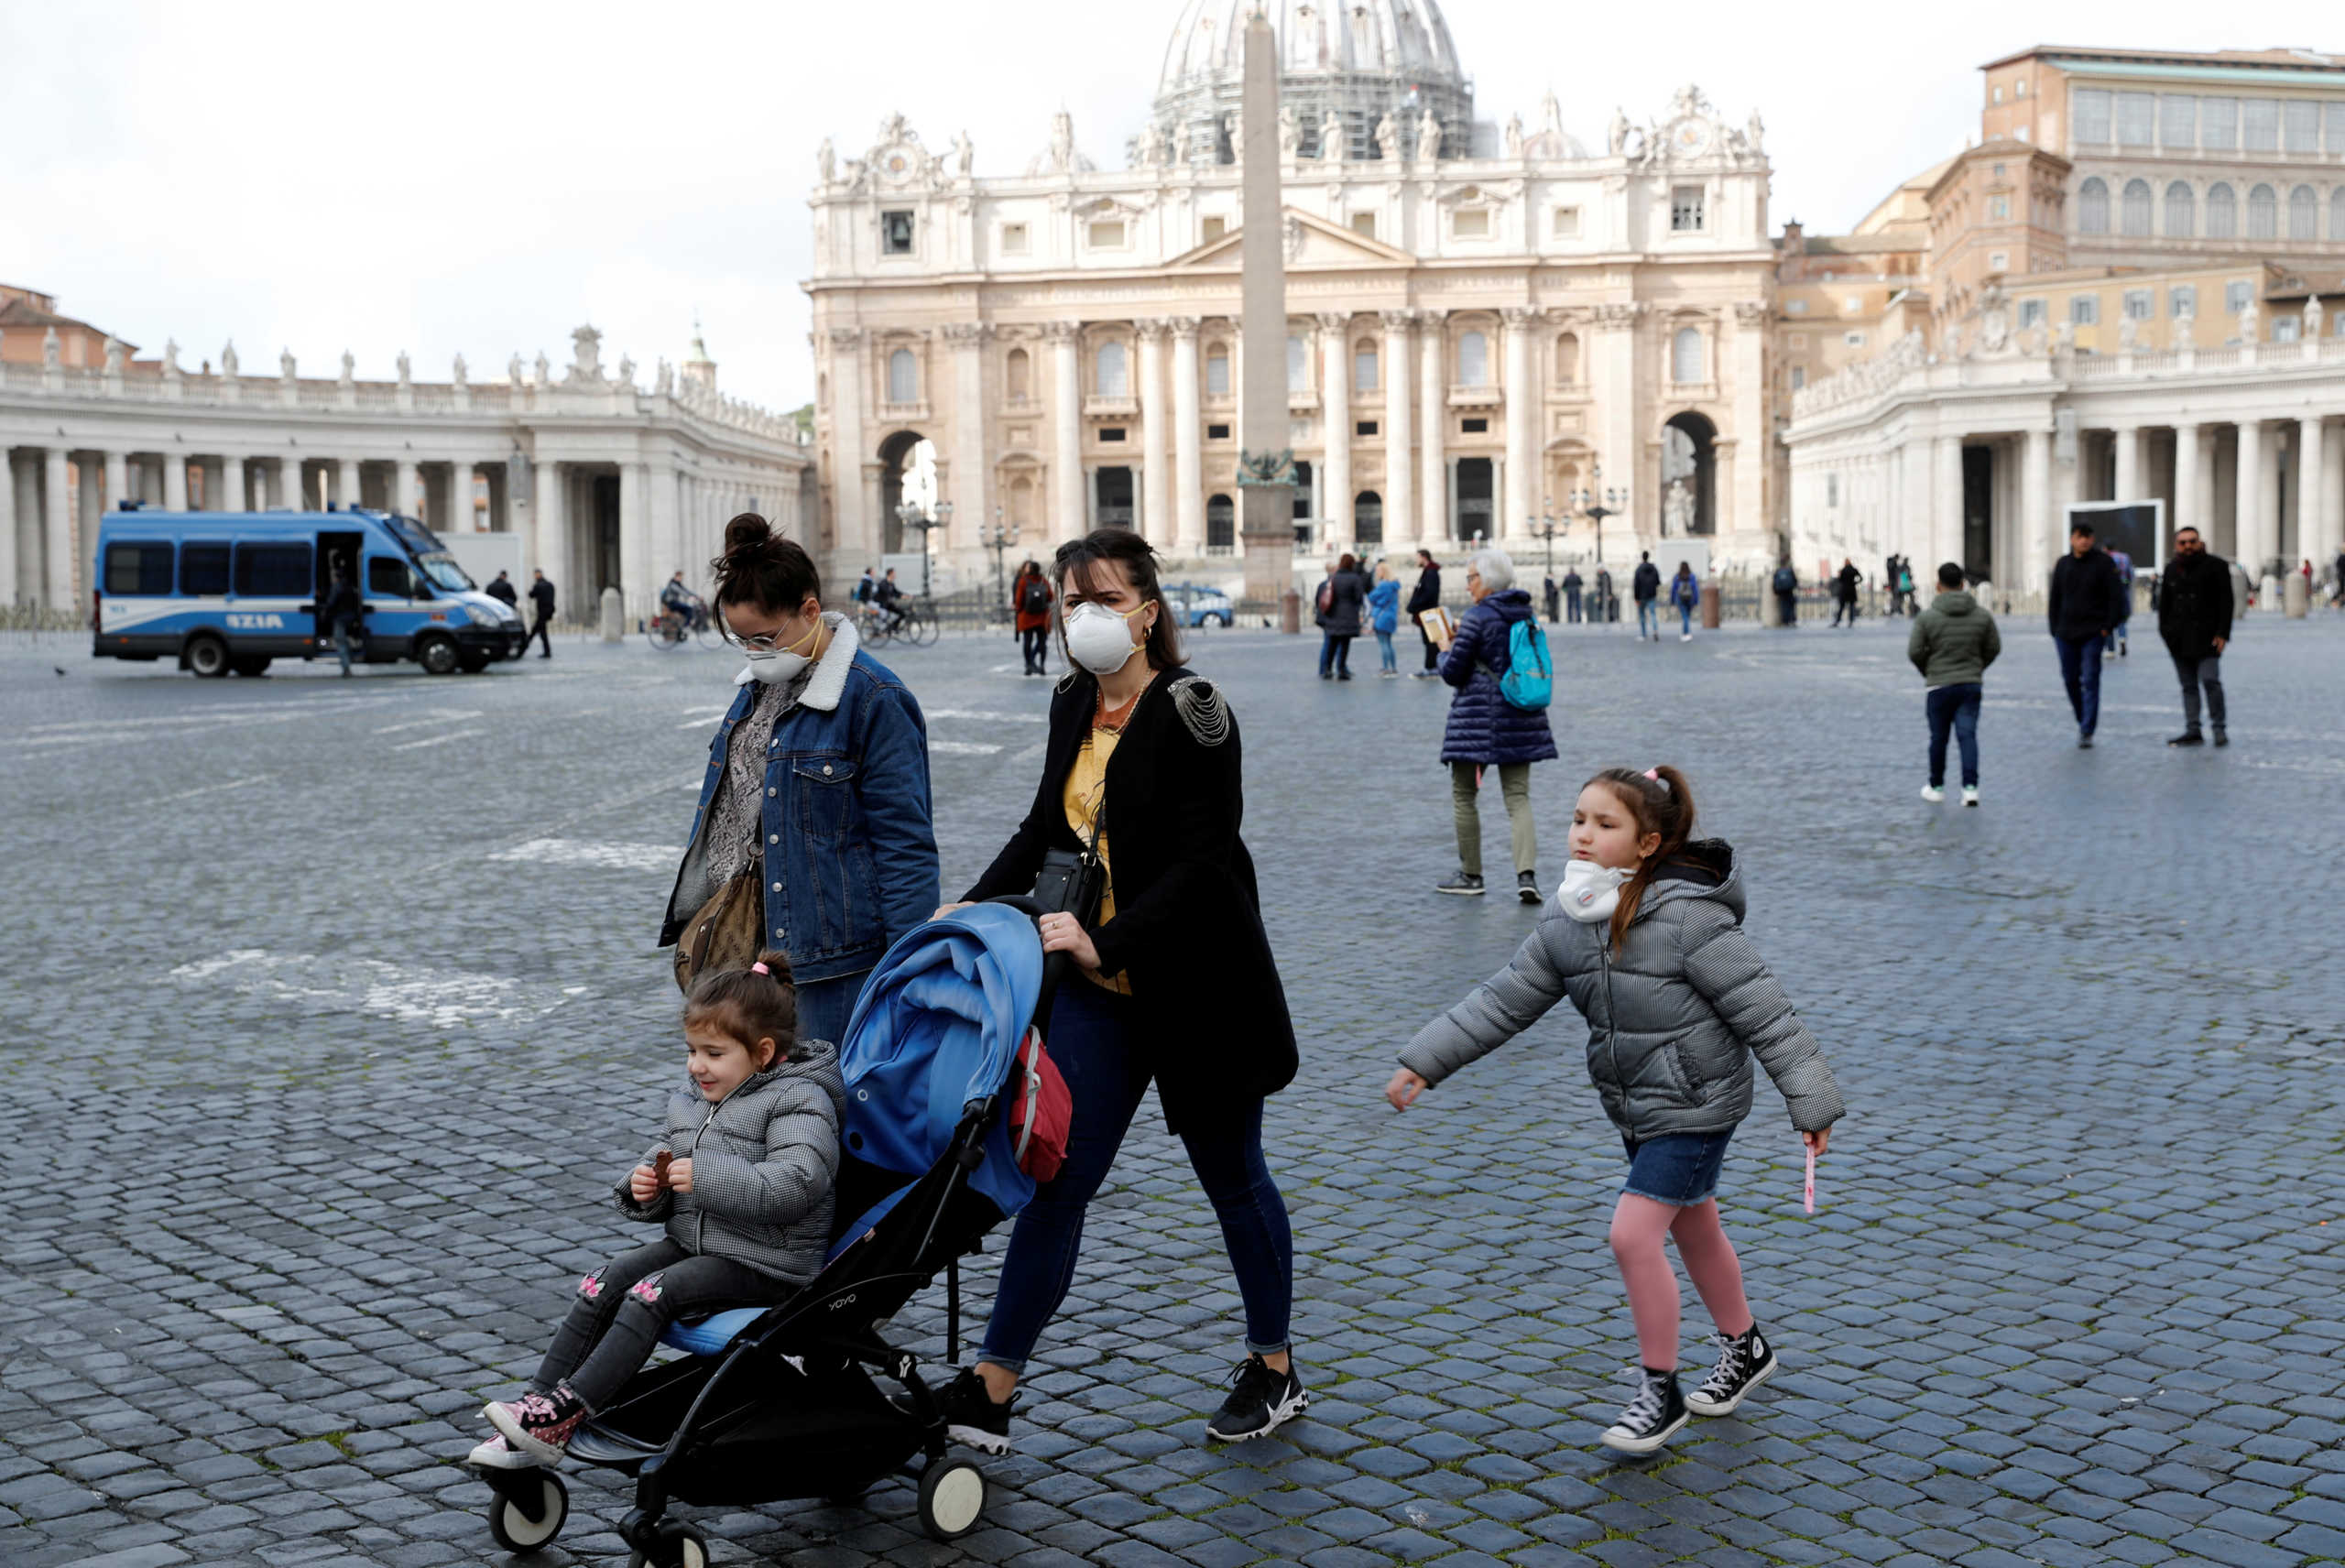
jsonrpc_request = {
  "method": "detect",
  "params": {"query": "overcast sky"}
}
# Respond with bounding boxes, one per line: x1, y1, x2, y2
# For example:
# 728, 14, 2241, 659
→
0, 1, 2290, 412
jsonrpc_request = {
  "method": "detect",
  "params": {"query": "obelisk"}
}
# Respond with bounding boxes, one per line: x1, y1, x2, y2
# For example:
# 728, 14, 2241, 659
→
1235, 5, 1295, 612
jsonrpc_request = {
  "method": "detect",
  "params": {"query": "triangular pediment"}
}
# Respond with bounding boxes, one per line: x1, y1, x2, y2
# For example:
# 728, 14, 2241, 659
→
1166, 207, 1415, 269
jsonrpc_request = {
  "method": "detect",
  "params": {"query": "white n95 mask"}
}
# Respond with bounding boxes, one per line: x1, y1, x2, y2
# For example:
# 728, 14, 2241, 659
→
1064, 600, 1146, 675
1558, 860, 1634, 923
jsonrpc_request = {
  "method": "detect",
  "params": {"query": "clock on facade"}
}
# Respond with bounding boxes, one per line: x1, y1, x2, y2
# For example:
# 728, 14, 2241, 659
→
1668, 118, 1712, 158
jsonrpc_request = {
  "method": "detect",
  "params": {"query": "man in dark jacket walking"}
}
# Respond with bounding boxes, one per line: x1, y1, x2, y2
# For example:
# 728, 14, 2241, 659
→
1831, 560, 1862, 626
1631, 551, 1662, 640
322, 567, 364, 676
1909, 562, 2001, 805
1562, 566, 1584, 623
2157, 526, 2232, 746
1772, 561, 1798, 626
523, 569, 556, 658
485, 570, 519, 612
1406, 549, 1443, 677
2048, 519, 2122, 747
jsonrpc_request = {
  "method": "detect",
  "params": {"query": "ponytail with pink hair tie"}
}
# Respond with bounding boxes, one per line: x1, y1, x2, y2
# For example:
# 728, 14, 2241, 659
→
1643, 768, 1670, 791
750, 962, 769, 976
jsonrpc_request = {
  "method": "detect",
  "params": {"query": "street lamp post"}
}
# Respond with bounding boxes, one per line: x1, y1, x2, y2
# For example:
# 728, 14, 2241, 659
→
894, 498, 950, 600
1530, 495, 1563, 621
982, 506, 1017, 610
1572, 462, 1628, 626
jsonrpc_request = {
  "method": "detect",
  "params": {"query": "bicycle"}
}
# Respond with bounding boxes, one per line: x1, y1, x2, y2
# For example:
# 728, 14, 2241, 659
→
893, 601, 940, 648
855, 602, 896, 647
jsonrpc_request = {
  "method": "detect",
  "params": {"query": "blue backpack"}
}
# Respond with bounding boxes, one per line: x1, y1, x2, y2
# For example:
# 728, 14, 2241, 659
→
1497, 618, 1552, 711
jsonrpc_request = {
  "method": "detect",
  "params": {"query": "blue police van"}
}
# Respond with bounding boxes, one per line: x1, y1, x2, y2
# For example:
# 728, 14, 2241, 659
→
92, 506, 526, 677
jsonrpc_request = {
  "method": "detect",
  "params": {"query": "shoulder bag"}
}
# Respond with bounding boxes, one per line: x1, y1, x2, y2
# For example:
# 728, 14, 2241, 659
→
672, 853, 765, 994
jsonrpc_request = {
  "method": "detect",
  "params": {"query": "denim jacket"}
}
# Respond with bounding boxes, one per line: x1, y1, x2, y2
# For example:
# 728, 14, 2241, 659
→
661, 615, 941, 985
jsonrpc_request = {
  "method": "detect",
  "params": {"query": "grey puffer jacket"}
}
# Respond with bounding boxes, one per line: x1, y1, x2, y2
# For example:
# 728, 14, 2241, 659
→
615, 1040, 846, 1285
1400, 842, 1844, 1138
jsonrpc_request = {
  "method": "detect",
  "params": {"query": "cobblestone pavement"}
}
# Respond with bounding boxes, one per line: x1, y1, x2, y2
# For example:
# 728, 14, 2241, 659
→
3, 611, 2341, 1568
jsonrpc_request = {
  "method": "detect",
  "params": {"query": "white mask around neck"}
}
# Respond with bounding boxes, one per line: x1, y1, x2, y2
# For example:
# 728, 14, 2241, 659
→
1558, 859, 1635, 923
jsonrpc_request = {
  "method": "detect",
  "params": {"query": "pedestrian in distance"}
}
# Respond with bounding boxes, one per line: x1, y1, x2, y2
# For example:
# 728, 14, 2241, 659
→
1667, 561, 1699, 642
1909, 562, 2000, 806
1882, 554, 1902, 616
1543, 573, 1561, 624
471, 954, 844, 1467
1595, 566, 1616, 625
1406, 548, 1444, 677
2104, 547, 2135, 659
1388, 766, 1843, 1455
1368, 559, 1402, 677
523, 569, 556, 658
1895, 558, 1918, 618
854, 567, 878, 606
1011, 558, 1053, 677
2157, 526, 2232, 748
1830, 559, 1862, 627
1563, 565, 1585, 624
1632, 551, 1663, 641
2047, 520, 2122, 748
485, 570, 519, 612
1431, 548, 1556, 902
1772, 561, 1798, 627
934, 528, 1305, 1451
1315, 551, 1369, 681
322, 566, 363, 676
2228, 555, 2253, 621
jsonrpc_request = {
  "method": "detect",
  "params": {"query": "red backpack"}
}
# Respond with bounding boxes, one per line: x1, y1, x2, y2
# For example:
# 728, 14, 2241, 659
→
1007, 1026, 1073, 1182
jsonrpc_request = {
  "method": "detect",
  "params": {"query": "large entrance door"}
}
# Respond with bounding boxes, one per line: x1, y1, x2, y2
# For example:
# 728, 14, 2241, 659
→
1094, 466, 1134, 529
1961, 446, 1993, 583
1456, 458, 1493, 540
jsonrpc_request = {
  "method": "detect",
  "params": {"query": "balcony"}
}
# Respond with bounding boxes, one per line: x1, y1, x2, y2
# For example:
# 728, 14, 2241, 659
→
876, 400, 932, 424
1447, 384, 1502, 408
1084, 394, 1138, 419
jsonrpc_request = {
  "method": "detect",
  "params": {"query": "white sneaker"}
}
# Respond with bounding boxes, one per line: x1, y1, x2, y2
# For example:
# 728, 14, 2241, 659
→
1920, 785, 1945, 803
1961, 786, 1980, 808
1679, 633, 1692, 642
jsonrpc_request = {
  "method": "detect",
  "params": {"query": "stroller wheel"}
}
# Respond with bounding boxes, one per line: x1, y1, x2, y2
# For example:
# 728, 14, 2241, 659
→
627, 1532, 709, 1568
918, 1458, 987, 1541
485, 1470, 568, 1552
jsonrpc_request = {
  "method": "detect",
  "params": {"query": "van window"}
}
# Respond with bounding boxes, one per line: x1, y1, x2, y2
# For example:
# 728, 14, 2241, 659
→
367, 557, 414, 596
234, 542, 312, 597
104, 542, 175, 595
180, 543, 230, 595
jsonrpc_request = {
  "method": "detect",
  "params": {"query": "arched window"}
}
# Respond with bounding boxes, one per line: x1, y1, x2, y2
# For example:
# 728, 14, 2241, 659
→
1354, 491, 1383, 544
2206, 182, 2237, 238
2288, 184, 2317, 240
2077, 177, 2110, 234
1554, 332, 1579, 386
1005, 347, 1031, 401
1096, 341, 1129, 397
2163, 182, 2195, 237
1286, 333, 1307, 390
2248, 183, 2276, 239
1672, 326, 1704, 385
1206, 494, 1235, 551
2121, 180, 2152, 235
887, 348, 917, 404
1456, 330, 1489, 386
1205, 345, 1230, 395
1353, 341, 1378, 393
2333, 188, 2345, 243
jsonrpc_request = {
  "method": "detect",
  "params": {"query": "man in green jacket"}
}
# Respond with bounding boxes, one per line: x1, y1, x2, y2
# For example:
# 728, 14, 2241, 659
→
1909, 562, 2001, 806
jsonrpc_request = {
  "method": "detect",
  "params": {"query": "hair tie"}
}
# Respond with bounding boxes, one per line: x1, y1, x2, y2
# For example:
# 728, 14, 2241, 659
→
1643, 768, 1670, 792
750, 962, 769, 976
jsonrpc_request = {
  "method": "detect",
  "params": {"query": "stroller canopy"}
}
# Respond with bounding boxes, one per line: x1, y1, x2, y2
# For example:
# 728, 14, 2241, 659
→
833, 902, 1042, 1242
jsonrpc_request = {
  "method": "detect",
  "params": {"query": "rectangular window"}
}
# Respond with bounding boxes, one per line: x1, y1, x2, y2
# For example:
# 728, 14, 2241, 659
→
1000, 223, 1029, 255
880, 211, 915, 255
1353, 348, 1377, 393
2070, 297, 2100, 325
1350, 212, 1377, 238
180, 543, 229, 596
2329, 103, 2345, 153
2202, 97, 2238, 149
1452, 208, 1489, 237
1551, 205, 1580, 237
2284, 100, 2320, 153
2160, 93, 2197, 147
1670, 186, 1705, 232
2074, 88, 2112, 143
2116, 92, 2154, 146
2168, 285, 2197, 318
367, 556, 412, 596
1989, 196, 2010, 220
1086, 220, 1126, 248
2243, 98, 2278, 151
2020, 299, 2047, 328
1201, 215, 1227, 242
104, 541, 174, 595
2226, 280, 2253, 313
1990, 252, 2009, 272
2122, 289, 2153, 321
1355, 420, 1378, 437
1843, 330, 1867, 347
1789, 365, 1805, 390
1460, 417, 1489, 433
1098, 427, 1127, 442
2274, 316, 2300, 343
233, 541, 311, 597
1205, 352, 1230, 396
1206, 422, 1230, 440
1783, 299, 1807, 315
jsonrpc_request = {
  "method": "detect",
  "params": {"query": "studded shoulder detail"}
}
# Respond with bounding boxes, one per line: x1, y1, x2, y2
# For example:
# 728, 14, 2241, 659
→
1168, 676, 1232, 747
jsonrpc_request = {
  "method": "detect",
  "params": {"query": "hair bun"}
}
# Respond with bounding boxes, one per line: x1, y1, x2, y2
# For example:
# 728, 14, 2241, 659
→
723, 513, 774, 558
751, 948, 795, 987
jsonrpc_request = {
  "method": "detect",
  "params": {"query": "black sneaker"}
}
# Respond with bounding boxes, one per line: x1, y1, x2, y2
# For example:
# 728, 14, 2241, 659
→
1599, 1368, 1688, 1455
1517, 870, 1541, 905
1434, 871, 1486, 897
933, 1367, 1015, 1454
1685, 1324, 1778, 1418
2166, 730, 2204, 746
1205, 1355, 1307, 1443
2212, 728, 2229, 747
2078, 735, 2095, 749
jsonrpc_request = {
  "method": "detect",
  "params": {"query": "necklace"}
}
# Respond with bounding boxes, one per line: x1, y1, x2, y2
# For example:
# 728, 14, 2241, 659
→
1094, 675, 1150, 732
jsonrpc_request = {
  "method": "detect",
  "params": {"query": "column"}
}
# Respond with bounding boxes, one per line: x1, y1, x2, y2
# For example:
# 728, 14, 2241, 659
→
533, 460, 562, 582
1138, 321, 1169, 545
1380, 310, 1417, 550
449, 462, 474, 531
1317, 313, 1351, 539
1171, 319, 1205, 552
948, 323, 991, 550
827, 328, 868, 566
649, 459, 680, 583
43, 449, 71, 609
1932, 438, 1960, 578
165, 452, 190, 512
1419, 311, 1447, 541
220, 455, 245, 513
103, 449, 129, 519
1501, 306, 1538, 539
0, 451, 15, 605
619, 462, 647, 619
2322, 419, 2344, 567
2113, 423, 2141, 504
1731, 301, 1768, 544
2292, 417, 2322, 572
2172, 424, 2200, 549
1047, 322, 1084, 537
2022, 426, 2051, 596
395, 459, 419, 518
2235, 419, 2265, 575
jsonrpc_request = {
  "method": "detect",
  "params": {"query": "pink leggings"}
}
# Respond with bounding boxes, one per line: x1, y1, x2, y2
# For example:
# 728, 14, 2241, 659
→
1609, 1194, 1754, 1369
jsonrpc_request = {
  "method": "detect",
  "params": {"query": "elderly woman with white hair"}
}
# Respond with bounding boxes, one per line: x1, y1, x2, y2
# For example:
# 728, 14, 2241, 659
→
1430, 548, 1557, 901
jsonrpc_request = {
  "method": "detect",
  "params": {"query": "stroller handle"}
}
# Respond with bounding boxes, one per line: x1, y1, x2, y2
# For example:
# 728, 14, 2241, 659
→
983, 894, 1077, 1022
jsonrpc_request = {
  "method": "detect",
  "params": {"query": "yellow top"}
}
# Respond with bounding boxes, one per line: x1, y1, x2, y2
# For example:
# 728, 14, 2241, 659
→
1061, 721, 1130, 995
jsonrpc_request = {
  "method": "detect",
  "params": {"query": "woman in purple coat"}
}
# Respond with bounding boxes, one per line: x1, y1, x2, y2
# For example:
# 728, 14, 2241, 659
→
1432, 548, 1557, 903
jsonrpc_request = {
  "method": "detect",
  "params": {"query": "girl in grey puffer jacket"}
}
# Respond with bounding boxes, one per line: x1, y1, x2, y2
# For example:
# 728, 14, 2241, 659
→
474, 952, 845, 1466
1387, 767, 1843, 1457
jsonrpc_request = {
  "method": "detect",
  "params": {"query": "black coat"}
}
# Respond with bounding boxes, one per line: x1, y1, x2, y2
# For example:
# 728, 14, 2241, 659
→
529, 578, 556, 615
1834, 564, 1861, 602
1405, 565, 1442, 618
485, 577, 519, 607
2157, 550, 2233, 661
963, 667, 1296, 1129
1316, 567, 1369, 634
2048, 550, 2121, 641
1632, 562, 1662, 602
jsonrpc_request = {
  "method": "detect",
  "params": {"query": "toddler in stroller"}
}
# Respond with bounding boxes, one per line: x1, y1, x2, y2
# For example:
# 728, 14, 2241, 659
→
472, 901, 1064, 1565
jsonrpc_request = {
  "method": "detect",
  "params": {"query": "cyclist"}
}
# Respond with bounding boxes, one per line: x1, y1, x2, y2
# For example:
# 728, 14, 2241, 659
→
874, 567, 909, 635
658, 572, 701, 636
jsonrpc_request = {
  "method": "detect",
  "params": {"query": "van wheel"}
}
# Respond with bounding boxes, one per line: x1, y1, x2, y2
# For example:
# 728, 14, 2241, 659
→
230, 656, 273, 678
185, 635, 230, 678
416, 635, 459, 675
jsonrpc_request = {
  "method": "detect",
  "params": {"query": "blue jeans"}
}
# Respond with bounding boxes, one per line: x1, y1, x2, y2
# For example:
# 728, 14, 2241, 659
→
1925, 681, 1982, 788
1636, 600, 1659, 637
792, 970, 867, 1052
2055, 636, 2103, 735
1374, 629, 1396, 670
1676, 602, 1693, 637
1317, 632, 1353, 676
978, 980, 1292, 1373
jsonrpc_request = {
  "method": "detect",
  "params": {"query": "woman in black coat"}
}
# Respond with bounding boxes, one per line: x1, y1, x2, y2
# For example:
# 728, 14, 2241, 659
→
933, 528, 1304, 1453
1314, 550, 1371, 680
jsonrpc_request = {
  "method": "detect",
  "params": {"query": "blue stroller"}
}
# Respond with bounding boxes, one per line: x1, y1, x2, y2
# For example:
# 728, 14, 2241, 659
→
476, 901, 1062, 1565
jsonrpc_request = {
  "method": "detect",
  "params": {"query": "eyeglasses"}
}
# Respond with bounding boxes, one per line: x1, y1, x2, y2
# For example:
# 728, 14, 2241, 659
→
725, 617, 813, 652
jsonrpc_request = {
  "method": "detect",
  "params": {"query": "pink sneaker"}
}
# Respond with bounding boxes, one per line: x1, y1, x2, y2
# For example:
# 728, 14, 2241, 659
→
465, 1432, 540, 1470
485, 1387, 588, 1465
